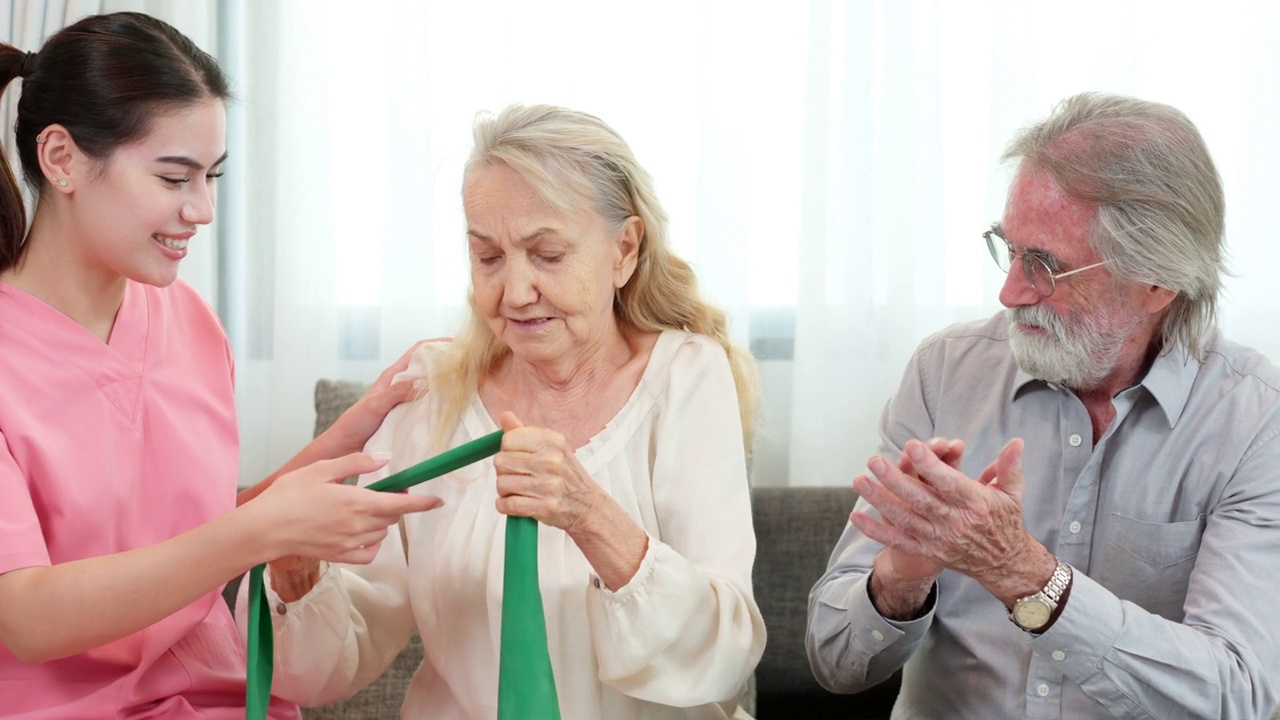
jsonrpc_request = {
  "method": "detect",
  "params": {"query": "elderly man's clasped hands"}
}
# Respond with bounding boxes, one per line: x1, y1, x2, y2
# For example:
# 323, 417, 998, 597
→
851, 437, 1059, 619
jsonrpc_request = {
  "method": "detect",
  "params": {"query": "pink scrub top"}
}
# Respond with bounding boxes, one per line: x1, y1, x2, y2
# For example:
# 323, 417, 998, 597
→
0, 280, 298, 719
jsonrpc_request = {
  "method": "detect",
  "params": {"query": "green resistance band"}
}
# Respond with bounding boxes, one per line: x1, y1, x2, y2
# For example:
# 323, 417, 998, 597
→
245, 429, 559, 719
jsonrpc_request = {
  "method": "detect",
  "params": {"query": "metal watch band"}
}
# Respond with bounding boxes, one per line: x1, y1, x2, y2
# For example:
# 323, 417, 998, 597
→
1041, 560, 1071, 606
1009, 560, 1073, 631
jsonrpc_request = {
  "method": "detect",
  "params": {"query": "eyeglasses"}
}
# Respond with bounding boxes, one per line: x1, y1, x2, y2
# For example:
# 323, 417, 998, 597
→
983, 223, 1108, 297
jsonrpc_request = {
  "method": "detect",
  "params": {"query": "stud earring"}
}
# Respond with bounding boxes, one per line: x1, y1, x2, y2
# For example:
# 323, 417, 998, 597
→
55, 178, 67, 188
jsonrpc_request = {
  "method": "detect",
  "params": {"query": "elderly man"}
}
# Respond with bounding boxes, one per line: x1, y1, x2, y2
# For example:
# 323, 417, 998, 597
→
807, 92, 1280, 719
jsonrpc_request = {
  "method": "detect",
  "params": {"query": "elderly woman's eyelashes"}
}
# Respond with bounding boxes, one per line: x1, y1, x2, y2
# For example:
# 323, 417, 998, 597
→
472, 250, 567, 267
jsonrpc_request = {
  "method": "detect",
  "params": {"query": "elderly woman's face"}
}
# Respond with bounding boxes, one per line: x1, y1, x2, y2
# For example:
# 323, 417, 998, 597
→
464, 163, 640, 368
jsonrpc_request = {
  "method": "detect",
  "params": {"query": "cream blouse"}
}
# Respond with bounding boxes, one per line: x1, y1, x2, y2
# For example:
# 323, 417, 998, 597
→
248, 330, 765, 719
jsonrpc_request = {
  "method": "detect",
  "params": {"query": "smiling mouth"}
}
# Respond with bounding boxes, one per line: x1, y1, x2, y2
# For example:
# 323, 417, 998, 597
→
154, 235, 190, 251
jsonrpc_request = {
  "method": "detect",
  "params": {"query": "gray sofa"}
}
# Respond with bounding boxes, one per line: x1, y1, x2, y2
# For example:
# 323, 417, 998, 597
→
224, 379, 900, 719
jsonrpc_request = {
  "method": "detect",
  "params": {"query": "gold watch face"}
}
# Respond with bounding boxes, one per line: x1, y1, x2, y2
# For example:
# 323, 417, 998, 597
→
1014, 598, 1051, 629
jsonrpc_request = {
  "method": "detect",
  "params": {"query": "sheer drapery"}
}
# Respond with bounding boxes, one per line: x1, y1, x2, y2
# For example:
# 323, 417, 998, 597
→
788, 0, 1280, 485
219, 0, 1280, 487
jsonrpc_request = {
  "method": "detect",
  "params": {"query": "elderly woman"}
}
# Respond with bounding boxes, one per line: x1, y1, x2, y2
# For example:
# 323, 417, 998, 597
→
254, 105, 765, 718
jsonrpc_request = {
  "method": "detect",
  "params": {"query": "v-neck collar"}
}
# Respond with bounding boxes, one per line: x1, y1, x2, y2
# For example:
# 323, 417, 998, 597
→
0, 280, 150, 421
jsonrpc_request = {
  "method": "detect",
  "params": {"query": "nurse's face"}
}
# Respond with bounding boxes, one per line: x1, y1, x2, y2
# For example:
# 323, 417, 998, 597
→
70, 98, 226, 288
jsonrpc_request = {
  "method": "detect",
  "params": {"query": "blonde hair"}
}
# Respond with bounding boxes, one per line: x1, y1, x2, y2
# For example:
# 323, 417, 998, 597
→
428, 104, 758, 449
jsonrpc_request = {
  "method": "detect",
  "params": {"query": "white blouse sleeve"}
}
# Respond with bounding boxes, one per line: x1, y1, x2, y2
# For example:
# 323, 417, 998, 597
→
236, 357, 434, 707
236, 533, 416, 707
585, 336, 765, 706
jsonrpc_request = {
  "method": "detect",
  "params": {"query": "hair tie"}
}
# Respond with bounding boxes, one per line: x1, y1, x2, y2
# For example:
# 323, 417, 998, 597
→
19, 51, 37, 78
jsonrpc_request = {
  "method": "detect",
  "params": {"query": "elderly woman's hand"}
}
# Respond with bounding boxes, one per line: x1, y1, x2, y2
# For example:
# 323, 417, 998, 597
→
493, 412, 649, 589
492, 412, 604, 532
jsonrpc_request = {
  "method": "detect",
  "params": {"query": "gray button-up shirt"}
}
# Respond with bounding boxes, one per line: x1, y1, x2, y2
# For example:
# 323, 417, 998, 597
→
807, 312, 1280, 719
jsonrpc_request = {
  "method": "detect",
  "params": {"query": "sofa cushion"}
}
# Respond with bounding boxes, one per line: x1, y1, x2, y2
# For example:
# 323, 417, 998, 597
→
750, 486, 855, 695
750, 486, 900, 718
301, 635, 423, 720
313, 379, 368, 437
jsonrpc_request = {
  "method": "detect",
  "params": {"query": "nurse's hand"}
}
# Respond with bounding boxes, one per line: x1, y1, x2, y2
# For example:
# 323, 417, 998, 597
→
319, 339, 448, 458
238, 339, 449, 508
248, 452, 441, 566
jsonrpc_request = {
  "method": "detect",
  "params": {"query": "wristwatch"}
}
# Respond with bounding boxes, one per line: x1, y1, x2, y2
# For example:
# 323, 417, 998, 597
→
1009, 560, 1072, 632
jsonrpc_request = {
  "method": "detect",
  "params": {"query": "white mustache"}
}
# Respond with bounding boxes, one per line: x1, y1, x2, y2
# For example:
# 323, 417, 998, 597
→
1007, 305, 1068, 340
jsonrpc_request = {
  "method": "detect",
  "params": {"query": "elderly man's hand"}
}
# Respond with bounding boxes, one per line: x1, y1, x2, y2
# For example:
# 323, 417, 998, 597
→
863, 438, 959, 618
877, 437, 965, 581
852, 438, 1056, 606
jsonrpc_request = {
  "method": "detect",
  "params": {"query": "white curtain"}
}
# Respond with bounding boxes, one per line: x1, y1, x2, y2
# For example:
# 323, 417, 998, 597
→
787, 0, 1280, 485
220, 0, 1280, 488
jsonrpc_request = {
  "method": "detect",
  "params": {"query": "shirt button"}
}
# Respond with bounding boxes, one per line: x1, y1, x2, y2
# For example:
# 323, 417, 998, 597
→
1037, 683, 1050, 697
1068, 433, 1083, 447
275, 602, 287, 616
871, 630, 885, 641
1052, 650, 1066, 661
1069, 520, 1082, 534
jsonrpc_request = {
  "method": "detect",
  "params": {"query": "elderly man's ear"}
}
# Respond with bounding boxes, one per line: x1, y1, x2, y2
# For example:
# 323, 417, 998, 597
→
613, 215, 644, 288
1142, 284, 1178, 315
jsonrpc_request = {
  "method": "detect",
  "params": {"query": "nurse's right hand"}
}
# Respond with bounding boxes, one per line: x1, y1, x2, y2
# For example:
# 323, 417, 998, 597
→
244, 452, 441, 567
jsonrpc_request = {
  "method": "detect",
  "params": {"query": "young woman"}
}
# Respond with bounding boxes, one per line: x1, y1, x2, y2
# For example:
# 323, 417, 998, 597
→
0, 13, 438, 718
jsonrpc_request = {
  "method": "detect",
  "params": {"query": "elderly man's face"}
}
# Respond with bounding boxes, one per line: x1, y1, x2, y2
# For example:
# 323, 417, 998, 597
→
464, 163, 638, 370
998, 166, 1155, 390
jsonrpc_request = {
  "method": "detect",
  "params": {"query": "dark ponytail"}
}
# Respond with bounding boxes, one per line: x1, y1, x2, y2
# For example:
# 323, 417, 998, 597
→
0, 12, 230, 272
0, 46, 30, 270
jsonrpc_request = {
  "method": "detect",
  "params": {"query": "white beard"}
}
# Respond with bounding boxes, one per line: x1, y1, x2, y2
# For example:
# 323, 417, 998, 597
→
1007, 302, 1144, 390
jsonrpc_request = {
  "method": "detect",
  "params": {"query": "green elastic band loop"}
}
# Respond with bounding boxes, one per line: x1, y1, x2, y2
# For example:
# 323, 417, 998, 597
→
245, 564, 272, 719
247, 429, 553, 719
366, 430, 503, 492
497, 515, 562, 718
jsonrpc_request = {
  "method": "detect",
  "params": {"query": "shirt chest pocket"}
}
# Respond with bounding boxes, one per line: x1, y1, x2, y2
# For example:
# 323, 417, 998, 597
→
1096, 513, 1205, 622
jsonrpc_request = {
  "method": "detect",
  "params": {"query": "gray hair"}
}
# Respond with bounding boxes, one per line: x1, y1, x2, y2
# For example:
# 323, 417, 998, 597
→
1002, 91, 1226, 360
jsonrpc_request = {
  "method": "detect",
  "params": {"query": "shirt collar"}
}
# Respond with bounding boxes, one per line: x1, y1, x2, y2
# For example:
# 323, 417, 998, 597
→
1138, 341, 1198, 428
1010, 337, 1203, 428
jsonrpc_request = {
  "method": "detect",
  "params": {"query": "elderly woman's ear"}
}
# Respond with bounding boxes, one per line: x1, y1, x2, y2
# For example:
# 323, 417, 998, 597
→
613, 215, 644, 288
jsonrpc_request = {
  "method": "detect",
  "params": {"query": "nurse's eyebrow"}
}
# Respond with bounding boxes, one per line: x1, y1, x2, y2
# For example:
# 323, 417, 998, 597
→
154, 151, 230, 171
